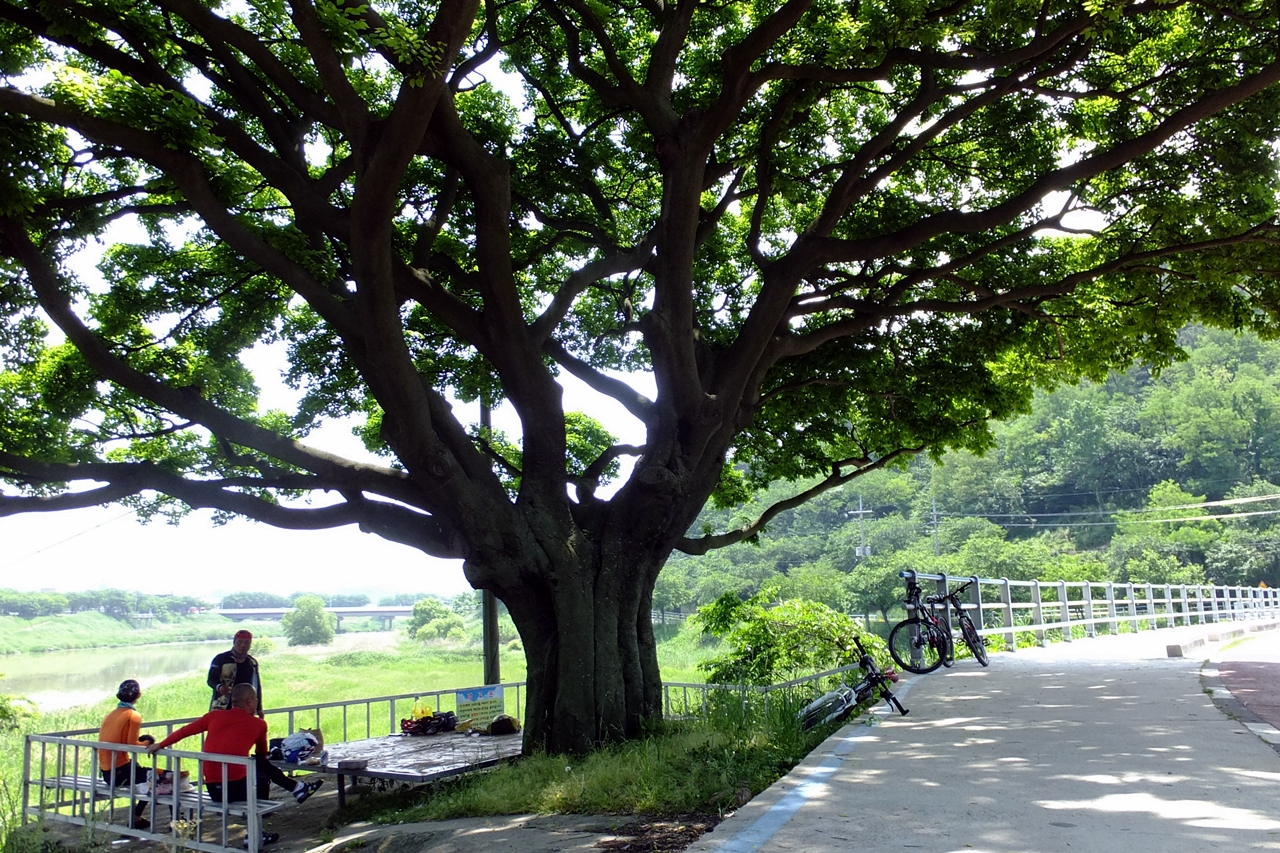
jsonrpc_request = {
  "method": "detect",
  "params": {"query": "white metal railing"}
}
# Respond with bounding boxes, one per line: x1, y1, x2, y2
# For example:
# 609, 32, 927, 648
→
899, 571, 1280, 650
23, 735, 272, 853
660, 662, 867, 719
36, 682, 528, 744
23, 682, 528, 853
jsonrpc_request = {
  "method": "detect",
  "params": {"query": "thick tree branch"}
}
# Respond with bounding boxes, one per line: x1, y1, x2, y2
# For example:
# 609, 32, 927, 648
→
675, 448, 921, 554
0, 218, 420, 504
0, 454, 465, 559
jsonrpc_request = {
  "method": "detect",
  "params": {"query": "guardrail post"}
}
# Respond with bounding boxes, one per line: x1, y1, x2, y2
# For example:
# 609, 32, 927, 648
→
1082, 582, 1096, 638
1058, 580, 1071, 642
1125, 583, 1138, 633
22, 734, 31, 826
1144, 583, 1156, 630
935, 573, 952, 634
1176, 585, 1187, 626
1000, 578, 1016, 652
968, 576, 984, 636
1104, 582, 1116, 635
1031, 580, 1046, 646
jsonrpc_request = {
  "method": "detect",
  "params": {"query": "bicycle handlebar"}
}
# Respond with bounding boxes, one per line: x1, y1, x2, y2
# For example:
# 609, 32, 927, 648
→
852, 637, 910, 717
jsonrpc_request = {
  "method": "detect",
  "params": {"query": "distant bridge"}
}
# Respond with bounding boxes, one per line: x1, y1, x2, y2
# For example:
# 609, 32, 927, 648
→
215, 605, 688, 630
215, 606, 413, 630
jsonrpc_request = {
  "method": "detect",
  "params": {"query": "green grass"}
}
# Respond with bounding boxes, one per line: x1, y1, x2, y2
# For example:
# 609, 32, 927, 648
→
337, 690, 836, 825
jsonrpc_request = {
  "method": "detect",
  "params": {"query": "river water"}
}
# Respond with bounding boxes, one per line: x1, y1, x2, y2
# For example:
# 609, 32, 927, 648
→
0, 640, 227, 710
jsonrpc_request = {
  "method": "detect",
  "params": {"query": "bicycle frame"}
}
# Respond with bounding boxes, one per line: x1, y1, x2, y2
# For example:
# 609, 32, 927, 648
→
798, 637, 908, 730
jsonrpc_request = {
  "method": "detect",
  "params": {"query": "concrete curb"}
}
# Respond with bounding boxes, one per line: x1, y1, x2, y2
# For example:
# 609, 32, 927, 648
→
1166, 618, 1280, 657
1201, 657, 1280, 758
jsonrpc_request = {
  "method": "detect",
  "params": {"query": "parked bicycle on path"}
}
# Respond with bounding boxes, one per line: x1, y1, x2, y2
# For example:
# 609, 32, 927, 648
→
797, 637, 909, 731
888, 579, 989, 674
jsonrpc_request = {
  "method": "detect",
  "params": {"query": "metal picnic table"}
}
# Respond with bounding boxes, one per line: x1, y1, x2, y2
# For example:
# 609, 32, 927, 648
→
275, 731, 524, 808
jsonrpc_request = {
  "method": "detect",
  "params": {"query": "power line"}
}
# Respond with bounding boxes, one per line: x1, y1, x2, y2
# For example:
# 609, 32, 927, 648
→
952, 493, 1280, 522
0, 510, 136, 571
999, 507, 1280, 528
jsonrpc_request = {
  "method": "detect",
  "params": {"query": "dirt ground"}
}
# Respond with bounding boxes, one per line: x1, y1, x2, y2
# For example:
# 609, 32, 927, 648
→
35, 779, 720, 853
271, 782, 718, 853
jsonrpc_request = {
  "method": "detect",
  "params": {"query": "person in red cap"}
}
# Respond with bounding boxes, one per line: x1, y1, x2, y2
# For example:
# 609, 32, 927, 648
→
208, 630, 263, 716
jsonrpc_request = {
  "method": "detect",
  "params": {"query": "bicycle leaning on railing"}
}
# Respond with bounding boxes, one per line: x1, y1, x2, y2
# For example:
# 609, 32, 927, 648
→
888, 579, 989, 673
888, 579, 954, 673
797, 637, 909, 730
938, 579, 989, 667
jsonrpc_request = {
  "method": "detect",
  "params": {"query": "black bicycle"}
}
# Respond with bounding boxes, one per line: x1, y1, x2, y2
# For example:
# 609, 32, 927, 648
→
797, 637, 909, 730
940, 580, 989, 667
888, 580, 954, 674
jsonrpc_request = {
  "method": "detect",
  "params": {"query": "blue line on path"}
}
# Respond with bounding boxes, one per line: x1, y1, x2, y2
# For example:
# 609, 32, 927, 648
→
711, 676, 920, 853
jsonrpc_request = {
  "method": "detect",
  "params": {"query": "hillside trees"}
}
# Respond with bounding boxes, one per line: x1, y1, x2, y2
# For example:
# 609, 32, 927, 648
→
2, 1, 1280, 753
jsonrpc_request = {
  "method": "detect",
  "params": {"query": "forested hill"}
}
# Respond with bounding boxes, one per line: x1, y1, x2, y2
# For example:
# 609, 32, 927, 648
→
659, 326, 1280, 622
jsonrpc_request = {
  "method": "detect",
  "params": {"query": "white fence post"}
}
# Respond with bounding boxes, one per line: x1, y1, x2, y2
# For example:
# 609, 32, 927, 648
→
1000, 578, 1016, 652
935, 573, 952, 635
1083, 581, 1096, 638
1058, 580, 1072, 642
1031, 580, 1046, 647
968, 576, 984, 637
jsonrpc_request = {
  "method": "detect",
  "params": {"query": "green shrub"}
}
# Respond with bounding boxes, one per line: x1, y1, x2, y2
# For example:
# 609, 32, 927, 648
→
282, 595, 337, 646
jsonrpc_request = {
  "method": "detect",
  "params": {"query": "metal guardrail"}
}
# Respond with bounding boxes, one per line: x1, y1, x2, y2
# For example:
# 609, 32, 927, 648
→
38, 682, 529, 744
24, 682, 529, 853
899, 571, 1280, 649
23, 736, 272, 853
660, 662, 867, 720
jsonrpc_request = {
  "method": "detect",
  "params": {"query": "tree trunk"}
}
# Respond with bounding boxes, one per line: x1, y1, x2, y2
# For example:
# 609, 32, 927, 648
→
496, 546, 665, 755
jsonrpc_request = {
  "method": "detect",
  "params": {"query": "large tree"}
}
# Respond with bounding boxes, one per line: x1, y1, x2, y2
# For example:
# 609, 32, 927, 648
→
1, 0, 1279, 753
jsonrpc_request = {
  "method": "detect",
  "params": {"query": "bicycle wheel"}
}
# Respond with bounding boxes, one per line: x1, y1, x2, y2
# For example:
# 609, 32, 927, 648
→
798, 688, 852, 730
889, 618, 945, 674
932, 615, 956, 667
936, 617, 955, 665
959, 614, 989, 666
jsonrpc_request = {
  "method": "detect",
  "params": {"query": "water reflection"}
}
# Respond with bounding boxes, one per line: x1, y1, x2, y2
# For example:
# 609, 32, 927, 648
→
0, 641, 227, 710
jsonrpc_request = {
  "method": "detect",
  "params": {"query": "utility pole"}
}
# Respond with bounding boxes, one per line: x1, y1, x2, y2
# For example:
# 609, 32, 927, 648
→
932, 497, 940, 557
479, 399, 501, 686
847, 496, 872, 559
858, 495, 868, 558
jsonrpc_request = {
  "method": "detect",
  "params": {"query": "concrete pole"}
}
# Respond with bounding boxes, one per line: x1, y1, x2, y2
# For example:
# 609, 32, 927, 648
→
480, 399, 501, 686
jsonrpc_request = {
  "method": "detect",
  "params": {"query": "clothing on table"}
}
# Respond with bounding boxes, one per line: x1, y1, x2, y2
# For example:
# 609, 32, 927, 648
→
153, 708, 269, 783
207, 651, 262, 711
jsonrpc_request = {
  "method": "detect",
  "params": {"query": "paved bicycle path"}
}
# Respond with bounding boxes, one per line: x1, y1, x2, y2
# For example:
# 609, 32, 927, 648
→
695, 625, 1280, 853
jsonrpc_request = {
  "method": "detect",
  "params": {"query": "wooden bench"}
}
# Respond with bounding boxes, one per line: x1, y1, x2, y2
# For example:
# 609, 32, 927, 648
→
39, 774, 284, 818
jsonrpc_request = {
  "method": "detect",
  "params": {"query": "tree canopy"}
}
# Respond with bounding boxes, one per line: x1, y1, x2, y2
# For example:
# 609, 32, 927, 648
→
1, 0, 1279, 752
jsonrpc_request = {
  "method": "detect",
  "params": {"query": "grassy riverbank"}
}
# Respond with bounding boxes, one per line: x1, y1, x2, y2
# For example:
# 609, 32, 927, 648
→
0, 612, 281, 656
